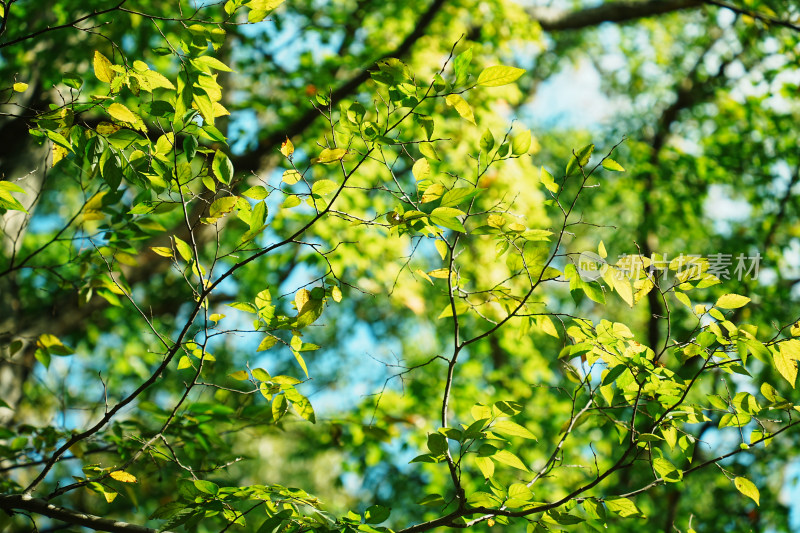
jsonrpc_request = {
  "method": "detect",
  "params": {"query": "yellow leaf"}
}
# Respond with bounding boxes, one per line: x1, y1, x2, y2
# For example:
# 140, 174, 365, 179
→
773, 345, 797, 388
108, 103, 139, 124
476, 65, 525, 87
734, 476, 759, 506
412, 158, 430, 181
280, 137, 294, 158
13, 82, 28, 92
295, 288, 311, 313
445, 94, 475, 124
93, 51, 115, 83
715, 293, 750, 309
428, 268, 451, 279
109, 470, 137, 483
150, 246, 173, 258
313, 147, 347, 164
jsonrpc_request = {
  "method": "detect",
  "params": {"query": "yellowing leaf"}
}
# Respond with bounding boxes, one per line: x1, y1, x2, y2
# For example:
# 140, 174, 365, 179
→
734, 476, 760, 505
715, 293, 751, 309
445, 94, 475, 124
428, 268, 451, 279
93, 51, 115, 83
774, 345, 797, 388
412, 158, 430, 181
476, 65, 526, 87
780, 339, 800, 360
209, 196, 237, 218
313, 147, 347, 164
602, 158, 625, 171
12, 82, 28, 92
107, 103, 139, 124
280, 137, 294, 158
109, 470, 137, 483
151, 246, 173, 258
331, 286, 343, 303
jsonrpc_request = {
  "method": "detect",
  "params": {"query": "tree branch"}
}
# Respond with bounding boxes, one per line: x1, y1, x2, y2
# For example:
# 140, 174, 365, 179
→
233, 0, 448, 173
528, 0, 703, 32
0, 494, 164, 533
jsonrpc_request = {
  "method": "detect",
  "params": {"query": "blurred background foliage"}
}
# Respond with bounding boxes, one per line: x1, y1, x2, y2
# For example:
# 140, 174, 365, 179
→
1, 0, 800, 531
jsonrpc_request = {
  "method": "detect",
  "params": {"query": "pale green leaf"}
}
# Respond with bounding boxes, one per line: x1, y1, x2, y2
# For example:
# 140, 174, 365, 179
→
476, 65, 526, 87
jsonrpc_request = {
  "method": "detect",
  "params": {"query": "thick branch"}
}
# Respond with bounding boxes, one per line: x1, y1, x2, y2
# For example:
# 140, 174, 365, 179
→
528, 0, 703, 32
234, 0, 447, 173
0, 494, 163, 533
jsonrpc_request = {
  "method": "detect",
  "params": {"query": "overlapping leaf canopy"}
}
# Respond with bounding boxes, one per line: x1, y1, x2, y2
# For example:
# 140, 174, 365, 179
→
1, 1, 800, 532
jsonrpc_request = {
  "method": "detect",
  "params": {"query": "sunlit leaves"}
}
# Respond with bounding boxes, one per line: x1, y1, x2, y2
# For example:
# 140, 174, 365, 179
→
0, 181, 28, 213
734, 477, 760, 506
566, 144, 594, 176
313, 147, 347, 164
212, 150, 233, 185
476, 65, 526, 87
93, 51, 115, 83
445, 94, 475, 124
602, 158, 625, 171
110, 471, 137, 483
773, 344, 797, 387
715, 293, 750, 309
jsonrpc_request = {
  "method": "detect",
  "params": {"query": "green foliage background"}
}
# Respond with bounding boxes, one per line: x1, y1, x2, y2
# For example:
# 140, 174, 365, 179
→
1, 1, 800, 532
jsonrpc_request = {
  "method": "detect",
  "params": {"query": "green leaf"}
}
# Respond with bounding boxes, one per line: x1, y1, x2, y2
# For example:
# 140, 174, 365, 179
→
540, 167, 558, 193
364, 505, 390, 524
192, 55, 234, 72
440, 187, 479, 208
480, 129, 495, 152
511, 130, 532, 155
715, 293, 751, 309
475, 456, 494, 479
566, 144, 594, 176
602, 158, 625, 171
212, 150, 234, 185
427, 432, 448, 455
430, 207, 466, 232
492, 449, 529, 471
193, 479, 219, 494
476, 65, 526, 87
311, 179, 338, 196
173, 236, 193, 261
453, 47, 473, 85
492, 419, 536, 440
242, 186, 269, 200
734, 477, 760, 505
605, 497, 643, 518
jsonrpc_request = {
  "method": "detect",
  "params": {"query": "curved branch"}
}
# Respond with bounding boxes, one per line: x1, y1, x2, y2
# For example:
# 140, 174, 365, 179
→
234, 0, 448, 173
0, 494, 163, 533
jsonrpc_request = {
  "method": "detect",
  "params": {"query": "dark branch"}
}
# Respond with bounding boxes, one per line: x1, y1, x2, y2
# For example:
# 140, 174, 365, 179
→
528, 0, 703, 31
234, 0, 448, 173
0, 494, 163, 533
